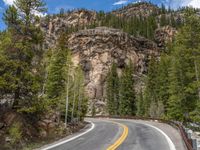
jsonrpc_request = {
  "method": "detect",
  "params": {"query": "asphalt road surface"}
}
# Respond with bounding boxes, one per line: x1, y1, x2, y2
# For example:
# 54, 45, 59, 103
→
40, 118, 181, 150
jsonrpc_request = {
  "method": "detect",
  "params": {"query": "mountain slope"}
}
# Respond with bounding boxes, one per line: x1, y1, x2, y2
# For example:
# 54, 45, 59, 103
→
39, 2, 184, 114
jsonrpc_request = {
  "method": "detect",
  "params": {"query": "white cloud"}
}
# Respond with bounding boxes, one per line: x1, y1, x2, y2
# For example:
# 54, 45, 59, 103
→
2, 0, 46, 17
133, 0, 142, 4
113, 0, 128, 5
3, 0, 14, 5
187, 0, 200, 8
163, 0, 200, 9
31, 10, 47, 17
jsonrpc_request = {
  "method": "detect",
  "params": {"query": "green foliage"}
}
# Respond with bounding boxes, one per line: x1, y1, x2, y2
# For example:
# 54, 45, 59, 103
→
106, 63, 119, 115
190, 101, 200, 122
9, 122, 22, 145
106, 61, 136, 116
91, 103, 96, 117
143, 56, 158, 117
167, 9, 200, 122
44, 33, 88, 123
141, 9, 200, 123
45, 48, 68, 106
156, 54, 170, 113
59, 8, 65, 17
3, 5, 20, 28
119, 61, 136, 116
0, 0, 46, 114
136, 89, 145, 116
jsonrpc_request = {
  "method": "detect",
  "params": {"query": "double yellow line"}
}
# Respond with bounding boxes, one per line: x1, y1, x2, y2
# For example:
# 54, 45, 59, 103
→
107, 121, 129, 150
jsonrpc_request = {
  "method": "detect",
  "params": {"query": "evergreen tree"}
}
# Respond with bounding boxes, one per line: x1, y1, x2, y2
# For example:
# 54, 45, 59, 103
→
106, 63, 119, 115
45, 46, 68, 107
45, 34, 68, 122
59, 8, 65, 17
143, 56, 158, 117
167, 9, 200, 122
156, 54, 170, 115
119, 61, 136, 116
76, 66, 88, 121
167, 56, 186, 121
1, 0, 46, 113
136, 89, 145, 116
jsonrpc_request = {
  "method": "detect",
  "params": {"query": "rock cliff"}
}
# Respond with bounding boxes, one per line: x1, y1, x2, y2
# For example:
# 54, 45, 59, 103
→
40, 9, 96, 48
67, 27, 159, 115
112, 2, 160, 18
154, 26, 177, 48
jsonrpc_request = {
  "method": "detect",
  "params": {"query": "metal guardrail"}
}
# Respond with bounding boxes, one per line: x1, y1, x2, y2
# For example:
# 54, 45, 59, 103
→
87, 115, 194, 150
177, 124, 193, 150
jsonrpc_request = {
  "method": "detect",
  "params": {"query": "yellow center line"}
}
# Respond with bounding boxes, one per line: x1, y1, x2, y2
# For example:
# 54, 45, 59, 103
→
107, 121, 129, 150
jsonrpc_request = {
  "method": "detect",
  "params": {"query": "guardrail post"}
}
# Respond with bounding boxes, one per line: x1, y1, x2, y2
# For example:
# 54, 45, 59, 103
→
187, 130, 193, 139
192, 138, 197, 150
197, 138, 200, 150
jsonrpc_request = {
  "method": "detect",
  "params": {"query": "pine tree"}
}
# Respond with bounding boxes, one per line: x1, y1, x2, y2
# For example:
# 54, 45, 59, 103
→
64, 50, 74, 125
2, 0, 46, 113
167, 56, 185, 121
167, 9, 200, 122
106, 63, 119, 115
190, 101, 200, 122
136, 89, 145, 116
119, 61, 136, 116
156, 54, 170, 115
143, 56, 158, 117
76, 66, 87, 122
71, 66, 87, 122
45, 34, 69, 123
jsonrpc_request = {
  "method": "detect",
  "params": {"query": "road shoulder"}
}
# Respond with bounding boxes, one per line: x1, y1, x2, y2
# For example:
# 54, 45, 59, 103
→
132, 119, 186, 150
35, 122, 94, 150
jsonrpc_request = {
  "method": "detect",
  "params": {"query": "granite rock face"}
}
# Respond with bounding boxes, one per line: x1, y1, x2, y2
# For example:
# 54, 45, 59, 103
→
40, 9, 96, 48
112, 2, 160, 18
154, 26, 177, 48
67, 27, 159, 115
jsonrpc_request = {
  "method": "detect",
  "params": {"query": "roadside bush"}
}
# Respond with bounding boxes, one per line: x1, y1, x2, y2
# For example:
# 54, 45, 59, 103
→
8, 122, 22, 145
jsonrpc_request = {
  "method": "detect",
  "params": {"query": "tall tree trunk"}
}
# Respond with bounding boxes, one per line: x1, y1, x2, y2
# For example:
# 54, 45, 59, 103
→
71, 78, 76, 122
13, 66, 21, 109
65, 70, 70, 127
77, 83, 81, 122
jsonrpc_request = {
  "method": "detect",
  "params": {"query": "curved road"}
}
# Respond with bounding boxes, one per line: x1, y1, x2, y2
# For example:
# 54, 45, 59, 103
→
40, 118, 184, 150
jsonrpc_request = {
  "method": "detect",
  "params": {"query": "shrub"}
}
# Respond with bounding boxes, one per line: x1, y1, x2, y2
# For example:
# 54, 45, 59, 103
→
8, 122, 22, 145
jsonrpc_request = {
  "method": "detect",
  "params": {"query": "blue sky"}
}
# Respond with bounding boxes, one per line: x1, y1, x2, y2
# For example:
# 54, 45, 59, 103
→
1, 0, 200, 31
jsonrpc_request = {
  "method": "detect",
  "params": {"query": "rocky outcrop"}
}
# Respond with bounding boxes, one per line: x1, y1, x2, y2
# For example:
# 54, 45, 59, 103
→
67, 27, 159, 115
154, 26, 177, 48
112, 2, 160, 18
40, 9, 96, 48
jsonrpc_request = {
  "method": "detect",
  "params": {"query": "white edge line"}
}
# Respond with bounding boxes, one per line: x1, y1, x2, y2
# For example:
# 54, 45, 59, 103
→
139, 123, 176, 150
41, 121, 95, 150
109, 118, 176, 150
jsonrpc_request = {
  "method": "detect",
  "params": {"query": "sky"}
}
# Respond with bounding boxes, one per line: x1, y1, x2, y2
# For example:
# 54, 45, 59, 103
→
0, 0, 200, 31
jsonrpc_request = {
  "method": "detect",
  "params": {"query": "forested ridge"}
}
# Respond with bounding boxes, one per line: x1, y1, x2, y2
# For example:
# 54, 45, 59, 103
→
0, 0, 200, 149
